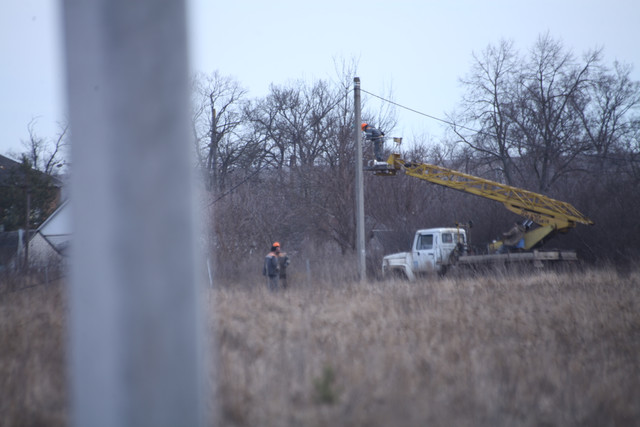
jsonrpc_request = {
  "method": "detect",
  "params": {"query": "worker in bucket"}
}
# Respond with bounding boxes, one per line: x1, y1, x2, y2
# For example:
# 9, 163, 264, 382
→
498, 222, 526, 253
361, 123, 385, 162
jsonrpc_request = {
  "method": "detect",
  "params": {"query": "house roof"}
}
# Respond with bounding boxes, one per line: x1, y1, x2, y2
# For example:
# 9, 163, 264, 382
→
32, 230, 71, 257
0, 154, 21, 184
36, 198, 71, 233
34, 198, 72, 257
0, 154, 63, 187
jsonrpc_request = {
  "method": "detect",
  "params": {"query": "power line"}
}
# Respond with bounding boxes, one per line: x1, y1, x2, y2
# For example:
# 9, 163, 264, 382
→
207, 163, 267, 207
361, 88, 455, 128
361, 88, 487, 136
362, 88, 538, 155
361, 88, 640, 164
362, 88, 529, 147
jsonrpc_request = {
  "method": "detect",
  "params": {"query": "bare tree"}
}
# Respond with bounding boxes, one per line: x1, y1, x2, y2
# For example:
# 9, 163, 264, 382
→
247, 80, 340, 170
192, 71, 248, 192
17, 117, 68, 176
454, 39, 520, 184
297, 62, 360, 253
452, 35, 605, 192
510, 34, 601, 192
325, 63, 357, 169
579, 61, 640, 167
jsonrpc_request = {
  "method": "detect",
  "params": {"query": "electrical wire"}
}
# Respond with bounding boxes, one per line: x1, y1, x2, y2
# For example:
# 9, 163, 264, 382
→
361, 88, 500, 138
361, 88, 455, 128
361, 88, 640, 164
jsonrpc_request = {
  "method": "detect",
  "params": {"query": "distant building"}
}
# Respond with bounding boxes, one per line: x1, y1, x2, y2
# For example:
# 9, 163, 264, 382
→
0, 153, 64, 230
27, 199, 72, 268
1, 154, 68, 270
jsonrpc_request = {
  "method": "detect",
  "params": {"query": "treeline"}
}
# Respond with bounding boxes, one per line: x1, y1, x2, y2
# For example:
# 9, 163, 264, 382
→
5, 35, 638, 280
196, 35, 639, 280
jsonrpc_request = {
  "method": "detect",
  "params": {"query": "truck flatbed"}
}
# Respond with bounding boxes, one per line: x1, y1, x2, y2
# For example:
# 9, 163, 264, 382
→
457, 249, 578, 267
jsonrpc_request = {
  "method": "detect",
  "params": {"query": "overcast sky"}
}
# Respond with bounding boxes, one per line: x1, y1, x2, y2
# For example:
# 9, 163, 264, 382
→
2, 0, 639, 159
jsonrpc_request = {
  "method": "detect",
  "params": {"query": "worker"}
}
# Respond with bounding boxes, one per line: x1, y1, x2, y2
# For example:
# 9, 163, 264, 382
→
262, 243, 280, 291
361, 123, 385, 162
498, 222, 525, 253
275, 242, 291, 289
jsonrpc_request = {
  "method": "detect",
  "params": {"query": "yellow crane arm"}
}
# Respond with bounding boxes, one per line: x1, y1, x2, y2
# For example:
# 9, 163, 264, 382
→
379, 153, 593, 249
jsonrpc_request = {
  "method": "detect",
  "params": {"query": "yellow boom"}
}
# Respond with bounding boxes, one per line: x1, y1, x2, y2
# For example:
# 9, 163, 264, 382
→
376, 153, 593, 250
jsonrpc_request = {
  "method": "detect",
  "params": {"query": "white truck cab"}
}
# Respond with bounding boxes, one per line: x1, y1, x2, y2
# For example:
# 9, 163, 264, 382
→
382, 228, 467, 281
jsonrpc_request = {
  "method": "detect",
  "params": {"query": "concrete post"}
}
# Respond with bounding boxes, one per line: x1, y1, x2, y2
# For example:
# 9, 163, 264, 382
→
62, 1, 207, 426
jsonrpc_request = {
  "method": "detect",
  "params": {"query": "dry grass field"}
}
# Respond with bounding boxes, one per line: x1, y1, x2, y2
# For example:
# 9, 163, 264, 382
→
2, 266, 639, 426
0, 276, 68, 427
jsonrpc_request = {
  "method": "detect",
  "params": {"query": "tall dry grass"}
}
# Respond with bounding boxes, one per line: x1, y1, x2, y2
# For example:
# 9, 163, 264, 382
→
1, 267, 639, 426
213, 268, 640, 426
0, 275, 67, 427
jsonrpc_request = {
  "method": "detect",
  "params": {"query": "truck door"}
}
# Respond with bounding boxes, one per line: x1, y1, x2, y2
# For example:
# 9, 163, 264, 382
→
413, 232, 436, 273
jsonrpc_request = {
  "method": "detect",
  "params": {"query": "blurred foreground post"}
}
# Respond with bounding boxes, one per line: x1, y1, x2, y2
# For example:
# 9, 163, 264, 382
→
63, 1, 207, 426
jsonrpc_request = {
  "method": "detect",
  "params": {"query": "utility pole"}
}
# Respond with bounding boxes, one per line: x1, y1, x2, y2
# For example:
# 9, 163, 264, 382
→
354, 77, 366, 282
23, 188, 30, 270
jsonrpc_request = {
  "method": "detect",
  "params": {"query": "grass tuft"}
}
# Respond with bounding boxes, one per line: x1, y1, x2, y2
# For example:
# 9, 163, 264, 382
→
313, 364, 338, 405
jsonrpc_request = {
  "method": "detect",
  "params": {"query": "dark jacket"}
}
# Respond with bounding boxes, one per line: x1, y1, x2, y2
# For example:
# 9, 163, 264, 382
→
364, 126, 384, 142
263, 252, 279, 277
278, 253, 290, 278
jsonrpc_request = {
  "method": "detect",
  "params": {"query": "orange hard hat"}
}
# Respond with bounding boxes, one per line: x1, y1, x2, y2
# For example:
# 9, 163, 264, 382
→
361, 123, 368, 131
273, 242, 280, 247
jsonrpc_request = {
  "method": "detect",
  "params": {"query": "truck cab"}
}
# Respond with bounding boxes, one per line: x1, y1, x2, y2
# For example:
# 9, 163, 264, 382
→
382, 228, 467, 281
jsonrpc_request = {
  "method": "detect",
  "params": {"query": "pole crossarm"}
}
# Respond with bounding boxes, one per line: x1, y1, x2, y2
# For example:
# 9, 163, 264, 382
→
387, 153, 594, 230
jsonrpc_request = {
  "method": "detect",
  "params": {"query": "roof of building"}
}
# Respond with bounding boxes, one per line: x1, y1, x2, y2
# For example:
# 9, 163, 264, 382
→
0, 154, 21, 183
0, 154, 63, 187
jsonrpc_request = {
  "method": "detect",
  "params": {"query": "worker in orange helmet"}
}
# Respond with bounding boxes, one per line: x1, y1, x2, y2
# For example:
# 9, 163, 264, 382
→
263, 242, 280, 291
361, 123, 385, 161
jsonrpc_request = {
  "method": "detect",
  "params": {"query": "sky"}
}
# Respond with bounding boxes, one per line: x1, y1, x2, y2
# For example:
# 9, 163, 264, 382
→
2, 0, 639, 159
